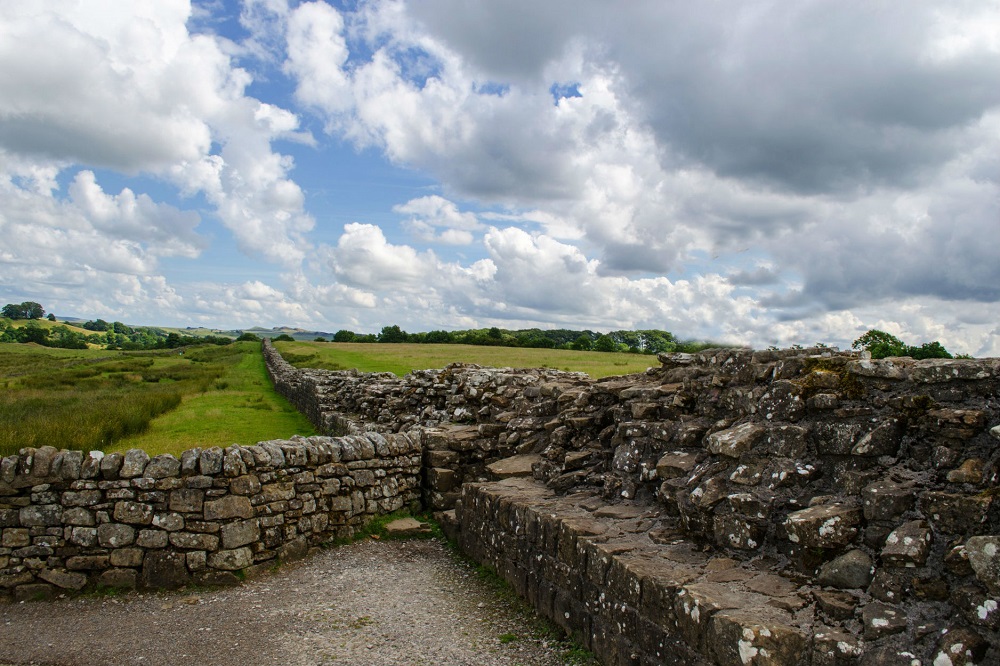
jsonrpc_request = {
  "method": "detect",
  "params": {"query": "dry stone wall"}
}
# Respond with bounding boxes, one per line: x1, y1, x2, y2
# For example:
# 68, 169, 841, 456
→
266, 341, 1000, 665
0, 432, 421, 601
5, 340, 1000, 665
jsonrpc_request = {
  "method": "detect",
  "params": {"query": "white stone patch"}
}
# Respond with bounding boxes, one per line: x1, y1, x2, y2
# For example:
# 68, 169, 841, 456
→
818, 516, 842, 537
977, 598, 997, 620
872, 618, 890, 628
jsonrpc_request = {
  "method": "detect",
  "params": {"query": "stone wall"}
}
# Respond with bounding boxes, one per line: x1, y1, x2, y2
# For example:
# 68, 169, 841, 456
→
0, 433, 421, 601
5, 341, 1000, 664
265, 341, 1000, 664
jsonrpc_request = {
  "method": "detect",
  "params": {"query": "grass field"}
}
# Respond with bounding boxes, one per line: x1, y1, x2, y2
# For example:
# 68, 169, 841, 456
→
0, 342, 315, 458
273, 341, 659, 378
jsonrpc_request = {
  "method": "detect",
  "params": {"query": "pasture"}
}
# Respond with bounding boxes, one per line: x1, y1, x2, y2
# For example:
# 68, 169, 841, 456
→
273, 341, 660, 378
0, 342, 314, 458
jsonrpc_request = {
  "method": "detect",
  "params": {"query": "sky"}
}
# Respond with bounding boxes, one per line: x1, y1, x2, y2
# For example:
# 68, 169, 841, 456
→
1, 1, 998, 355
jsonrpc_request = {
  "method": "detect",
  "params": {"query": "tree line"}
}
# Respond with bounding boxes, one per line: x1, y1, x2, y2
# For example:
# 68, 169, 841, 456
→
324, 325, 717, 355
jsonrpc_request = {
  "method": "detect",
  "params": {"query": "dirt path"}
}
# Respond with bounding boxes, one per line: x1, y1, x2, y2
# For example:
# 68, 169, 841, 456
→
0, 539, 586, 666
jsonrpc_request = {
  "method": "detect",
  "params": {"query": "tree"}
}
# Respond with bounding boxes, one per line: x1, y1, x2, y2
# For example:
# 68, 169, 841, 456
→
593, 334, 617, 352
908, 341, 952, 360
853, 329, 954, 360
272, 334, 295, 342
46, 313, 56, 322
571, 334, 592, 351
2, 301, 44, 319
852, 329, 907, 359
236, 332, 260, 342
314, 337, 326, 342
377, 325, 408, 343
333, 330, 356, 343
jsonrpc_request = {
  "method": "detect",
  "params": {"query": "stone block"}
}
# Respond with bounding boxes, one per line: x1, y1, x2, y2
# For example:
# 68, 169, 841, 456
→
203, 495, 253, 520
259, 482, 295, 503
655, 451, 699, 479
862, 480, 913, 522
113, 501, 153, 525
706, 423, 766, 458
67, 555, 110, 570
966, 535, 1000, 595
145, 454, 181, 479
207, 546, 253, 571
100, 452, 123, 479
812, 630, 862, 666
169, 488, 204, 513
152, 512, 184, 531
427, 467, 458, 492
881, 520, 932, 567
60, 490, 102, 507
199, 447, 224, 475
816, 549, 873, 590
230, 474, 261, 496
486, 455, 540, 478
784, 504, 861, 549
99, 568, 138, 589
763, 425, 809, 458
18, 504, 62, 527
221, 518, 260, 549
97, 523, 136, 548
920, 492, 992, 535
932, 626, 989, 666
119, 449, 150, 478
850, 419, 901, 457
38, 568, 87, 590
70, 526, 98, 547
141, 550, 189, 589
14, 583, 56, 602
2, 528, 30, 547
861, 602, 907, 640
708, 611, 810, 666
675, 583, 750, 654
169, 532, 220, 551
110, 547, 145, 568
136, 529, 169, 549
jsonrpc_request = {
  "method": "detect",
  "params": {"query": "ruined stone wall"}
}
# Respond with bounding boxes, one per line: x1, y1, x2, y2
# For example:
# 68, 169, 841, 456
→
0, 433, 421, 601
265, 341, 1000, 664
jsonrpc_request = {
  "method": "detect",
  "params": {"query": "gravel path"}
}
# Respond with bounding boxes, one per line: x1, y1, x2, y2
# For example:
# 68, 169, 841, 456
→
0, 539, 585, 666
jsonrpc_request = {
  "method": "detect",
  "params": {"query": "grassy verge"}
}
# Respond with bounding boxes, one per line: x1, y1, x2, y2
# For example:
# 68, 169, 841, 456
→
110, 342, 315, 457
275, 341, 657, 378
0, 341, 315, 458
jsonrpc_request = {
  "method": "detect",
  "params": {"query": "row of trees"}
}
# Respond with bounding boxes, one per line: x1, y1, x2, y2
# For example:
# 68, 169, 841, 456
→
325, 325, 714, 355
0, 319, 234, 350
851, 329, 957, 359
1, 301, 46, 320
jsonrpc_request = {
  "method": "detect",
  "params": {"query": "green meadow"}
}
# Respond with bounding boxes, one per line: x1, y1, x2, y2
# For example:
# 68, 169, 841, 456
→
0, 342, 314, 458
273, 341, 658, 378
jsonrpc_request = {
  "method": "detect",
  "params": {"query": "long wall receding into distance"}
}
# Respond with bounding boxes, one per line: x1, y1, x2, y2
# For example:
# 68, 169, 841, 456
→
4, 340, 1000, 665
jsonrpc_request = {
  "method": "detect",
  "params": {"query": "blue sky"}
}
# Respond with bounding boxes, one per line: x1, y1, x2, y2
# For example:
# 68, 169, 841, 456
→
1, 0, 999, 354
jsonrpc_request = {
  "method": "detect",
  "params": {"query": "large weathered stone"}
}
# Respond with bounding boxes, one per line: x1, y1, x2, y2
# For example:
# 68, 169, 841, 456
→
486, 454, 540, 478
97, 523, 136, 548
966, 536, 1000, 595
169, 488, 204, 513
113, 500, 153, 525
38, 569, 87, 590
816, 549, 873, 590
119, 449, 150, 478
18, 504, 62, 526
706, 423, 766, 458
203, 495, 253, 520
881, 521, 932, 567
144, 454, 180, 479
220, 519, 260, 549
862, 602, 907, 640
141, 550, 189, 589
862, 480, 913, 522
708, 611, 810, 666
207, 547, 253, 571
784, 504, 861, 549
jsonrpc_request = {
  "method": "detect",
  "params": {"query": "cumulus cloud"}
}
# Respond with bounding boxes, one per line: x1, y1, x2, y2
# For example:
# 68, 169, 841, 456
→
276, 0, 999, 354
0, 0, 314, 272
